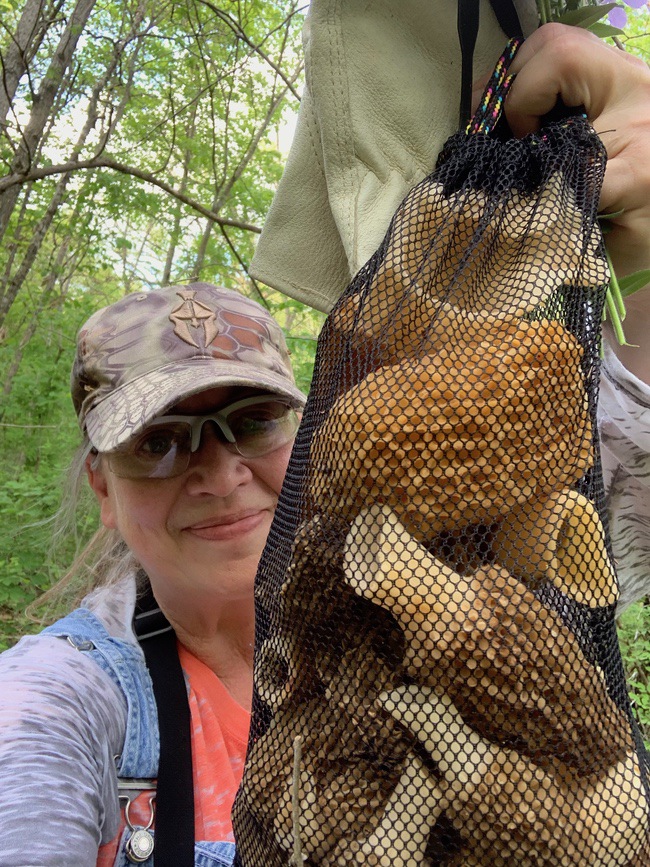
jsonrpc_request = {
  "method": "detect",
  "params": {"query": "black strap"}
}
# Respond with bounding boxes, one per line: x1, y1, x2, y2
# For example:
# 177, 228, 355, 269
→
135, 587, 195, 866
457, 0, 524, 127
489, 0, 524, 41
457, 0, 481, 127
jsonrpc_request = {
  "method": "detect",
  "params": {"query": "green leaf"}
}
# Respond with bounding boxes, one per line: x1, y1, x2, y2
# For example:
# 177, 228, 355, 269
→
599, 209, 626, 221
556, 3, 619, 28
598, 209, 625, 235
619, 270, 650, 298
588, 22, 625, 37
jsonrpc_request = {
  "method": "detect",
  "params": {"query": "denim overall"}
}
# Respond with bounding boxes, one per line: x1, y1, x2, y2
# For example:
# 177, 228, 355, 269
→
44, 607, 237, 867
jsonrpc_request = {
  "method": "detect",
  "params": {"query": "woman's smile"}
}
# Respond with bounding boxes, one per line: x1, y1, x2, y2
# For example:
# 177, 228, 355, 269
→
182, 508, 272, 541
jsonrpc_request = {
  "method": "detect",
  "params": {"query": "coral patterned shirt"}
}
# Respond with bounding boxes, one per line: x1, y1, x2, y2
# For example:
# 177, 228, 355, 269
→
97, 643, 251, 865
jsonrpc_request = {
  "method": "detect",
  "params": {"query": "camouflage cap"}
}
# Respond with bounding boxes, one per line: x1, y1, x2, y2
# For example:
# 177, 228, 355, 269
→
72, 283, 306, 453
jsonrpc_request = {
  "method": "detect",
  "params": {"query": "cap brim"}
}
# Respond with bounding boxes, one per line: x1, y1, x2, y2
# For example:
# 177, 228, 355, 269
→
85, 357, 307, 453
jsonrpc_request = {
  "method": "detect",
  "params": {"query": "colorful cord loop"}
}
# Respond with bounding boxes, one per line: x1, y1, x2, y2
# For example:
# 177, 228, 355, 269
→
467, 38, 521, 135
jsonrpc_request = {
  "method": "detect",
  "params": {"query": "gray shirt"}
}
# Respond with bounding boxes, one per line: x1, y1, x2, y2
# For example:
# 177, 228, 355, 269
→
0, 581, 133, 866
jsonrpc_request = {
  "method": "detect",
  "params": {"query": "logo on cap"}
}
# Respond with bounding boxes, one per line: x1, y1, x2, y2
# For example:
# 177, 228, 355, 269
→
169, 289, 219, 348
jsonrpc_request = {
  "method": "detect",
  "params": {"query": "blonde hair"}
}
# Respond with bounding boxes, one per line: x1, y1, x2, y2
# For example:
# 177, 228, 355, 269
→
27, 439, 141, 623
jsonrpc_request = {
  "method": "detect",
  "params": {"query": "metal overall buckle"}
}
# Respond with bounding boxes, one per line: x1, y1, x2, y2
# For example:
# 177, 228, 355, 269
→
118, 778, 157, 863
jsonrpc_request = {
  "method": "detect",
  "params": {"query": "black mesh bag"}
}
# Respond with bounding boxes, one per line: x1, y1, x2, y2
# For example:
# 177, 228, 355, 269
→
233, 41, 650, 866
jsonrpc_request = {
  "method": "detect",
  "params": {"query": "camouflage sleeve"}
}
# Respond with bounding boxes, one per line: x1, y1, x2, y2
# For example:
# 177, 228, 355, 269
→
599, 340, 650, 613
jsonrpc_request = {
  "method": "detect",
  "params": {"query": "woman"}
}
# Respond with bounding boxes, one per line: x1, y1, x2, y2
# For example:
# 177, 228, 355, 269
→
0, 282, 306, 866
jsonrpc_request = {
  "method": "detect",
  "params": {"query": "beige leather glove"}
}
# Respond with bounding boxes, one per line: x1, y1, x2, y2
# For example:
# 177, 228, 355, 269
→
251, 0, 538, 312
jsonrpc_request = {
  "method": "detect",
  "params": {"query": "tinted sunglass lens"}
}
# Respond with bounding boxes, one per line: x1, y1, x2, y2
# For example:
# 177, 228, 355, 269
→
109, 424, 192, 479
230, 405, 298, 457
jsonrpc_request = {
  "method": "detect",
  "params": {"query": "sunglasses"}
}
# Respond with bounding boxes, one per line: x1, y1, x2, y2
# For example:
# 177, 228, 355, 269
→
105, 395, 300, 480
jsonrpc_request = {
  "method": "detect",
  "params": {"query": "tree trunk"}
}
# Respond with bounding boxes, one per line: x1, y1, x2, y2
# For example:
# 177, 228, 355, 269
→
0, 0, 147, 325
0, 0, 97, 242
0, 185, 33, 307
189, 63, 302, 281
162, 102, 198, 285
0, 0, 66, 127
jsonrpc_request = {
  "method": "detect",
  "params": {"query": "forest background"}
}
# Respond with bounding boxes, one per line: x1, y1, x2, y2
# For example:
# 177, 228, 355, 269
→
1, 0, 650, 740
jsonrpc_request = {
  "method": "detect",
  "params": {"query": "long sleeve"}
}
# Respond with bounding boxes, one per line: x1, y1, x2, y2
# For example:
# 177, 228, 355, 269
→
599, 342, 650, 613
0, 633, 127, 866
249, 0, 539, 312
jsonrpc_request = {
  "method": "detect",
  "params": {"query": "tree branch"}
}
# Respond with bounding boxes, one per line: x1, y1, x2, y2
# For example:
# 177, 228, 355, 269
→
218, 222, 270, 310
0, 156, 263, 233
195, 0, 303, 101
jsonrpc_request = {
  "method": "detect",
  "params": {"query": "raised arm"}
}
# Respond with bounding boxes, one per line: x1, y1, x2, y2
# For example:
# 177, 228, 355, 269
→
505, 23, 650, 382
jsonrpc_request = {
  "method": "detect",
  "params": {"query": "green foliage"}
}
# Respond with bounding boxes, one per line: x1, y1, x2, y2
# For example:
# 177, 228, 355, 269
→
0, 0, 310, 651
0, 481, 62, 649
535, 0, 650, 45
617, 601, 650, 747
0, 283, 114, 648
535, 0, 642, 34
618, 4, 650, 54
1, 0, 306, 304
265, 290, 327, 394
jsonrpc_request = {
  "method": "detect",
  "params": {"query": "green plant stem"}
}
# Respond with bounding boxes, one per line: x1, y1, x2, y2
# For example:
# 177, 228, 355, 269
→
536, 0, 544, 24
537, 0, 548, 25
606, 247, 627, 320
605, 288, 628, 346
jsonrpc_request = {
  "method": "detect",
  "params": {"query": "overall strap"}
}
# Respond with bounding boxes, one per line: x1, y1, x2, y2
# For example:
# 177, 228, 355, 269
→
134, 586, 195, 867
43, 606, 158, 779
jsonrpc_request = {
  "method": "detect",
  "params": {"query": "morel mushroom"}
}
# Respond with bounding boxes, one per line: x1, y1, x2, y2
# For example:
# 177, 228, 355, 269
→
310, 318, 592, 539
344, 505, 632, 774
320, 752, 443, 866
494, 489, 618, 608
381, 685, 648, 866
363, 173, 606, 321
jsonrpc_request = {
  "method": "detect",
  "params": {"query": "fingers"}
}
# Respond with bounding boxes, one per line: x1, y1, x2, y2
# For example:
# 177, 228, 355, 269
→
503, 25, 650, 251
504, 23, 650, 138
469, 23, 650, 285
505, 25, 607, 136
598, 125, 644, 214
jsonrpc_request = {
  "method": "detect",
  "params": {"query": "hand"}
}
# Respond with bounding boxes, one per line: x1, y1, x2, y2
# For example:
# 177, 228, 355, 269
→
505, 23, 650, 376
506, 23, 650, 276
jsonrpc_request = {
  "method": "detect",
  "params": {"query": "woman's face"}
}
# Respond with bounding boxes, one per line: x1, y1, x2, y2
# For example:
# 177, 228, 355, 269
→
87, 387, 294, 609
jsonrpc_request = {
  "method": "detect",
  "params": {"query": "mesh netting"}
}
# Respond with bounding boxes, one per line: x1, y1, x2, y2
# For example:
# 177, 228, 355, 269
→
233, 48, 650, 866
